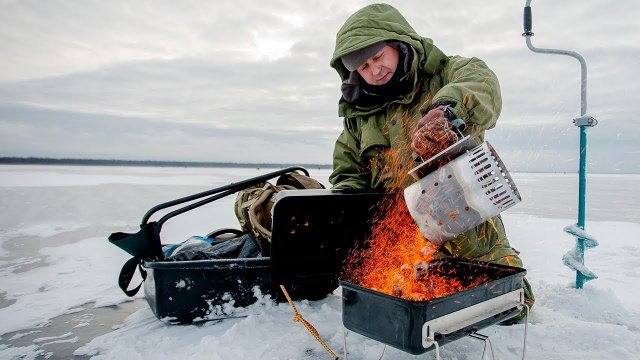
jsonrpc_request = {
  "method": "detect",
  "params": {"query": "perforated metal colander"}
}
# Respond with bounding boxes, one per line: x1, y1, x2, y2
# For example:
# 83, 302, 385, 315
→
404, 141, 521, 245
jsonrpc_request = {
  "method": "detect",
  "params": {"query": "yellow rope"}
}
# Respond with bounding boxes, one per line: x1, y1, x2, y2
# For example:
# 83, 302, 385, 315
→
279, 285, 342, 360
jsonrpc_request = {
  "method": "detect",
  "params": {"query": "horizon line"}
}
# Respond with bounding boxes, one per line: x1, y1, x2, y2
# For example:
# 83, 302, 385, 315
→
1, 156, 638, 175
0, 156, 333, 169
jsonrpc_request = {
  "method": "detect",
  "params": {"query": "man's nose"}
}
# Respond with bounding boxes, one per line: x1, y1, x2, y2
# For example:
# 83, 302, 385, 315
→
371, 62, 382, 75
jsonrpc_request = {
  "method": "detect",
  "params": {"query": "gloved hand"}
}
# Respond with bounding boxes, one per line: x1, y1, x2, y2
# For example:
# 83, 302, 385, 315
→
411, 106, 459, 160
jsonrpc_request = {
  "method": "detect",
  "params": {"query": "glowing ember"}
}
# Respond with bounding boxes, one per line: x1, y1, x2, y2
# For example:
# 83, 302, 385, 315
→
342, 142, 488, 301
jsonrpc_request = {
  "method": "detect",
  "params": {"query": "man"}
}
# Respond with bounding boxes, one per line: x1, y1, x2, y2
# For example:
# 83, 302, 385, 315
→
328, 3, 534, 317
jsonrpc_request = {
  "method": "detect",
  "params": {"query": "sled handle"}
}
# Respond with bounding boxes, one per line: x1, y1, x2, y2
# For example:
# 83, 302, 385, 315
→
141, 166, 309, 227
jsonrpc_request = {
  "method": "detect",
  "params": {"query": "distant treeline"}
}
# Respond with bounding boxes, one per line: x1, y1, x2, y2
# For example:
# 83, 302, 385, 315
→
0, 157, 332, 169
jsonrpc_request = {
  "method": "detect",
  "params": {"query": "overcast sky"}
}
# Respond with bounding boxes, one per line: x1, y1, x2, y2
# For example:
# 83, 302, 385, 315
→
0, 0, 638, 173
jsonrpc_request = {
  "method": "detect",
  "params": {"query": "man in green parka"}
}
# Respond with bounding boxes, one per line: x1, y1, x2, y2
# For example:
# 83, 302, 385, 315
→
328, 3, 534, 317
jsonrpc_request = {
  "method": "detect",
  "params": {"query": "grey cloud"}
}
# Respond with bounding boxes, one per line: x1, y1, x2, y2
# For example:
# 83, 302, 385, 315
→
0, 0, 638, 172
0, 104, 340, 163
0, 52, 341, 130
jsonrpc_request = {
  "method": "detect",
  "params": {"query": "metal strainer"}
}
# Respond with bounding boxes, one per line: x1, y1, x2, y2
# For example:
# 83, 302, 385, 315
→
404, 141, 521, 245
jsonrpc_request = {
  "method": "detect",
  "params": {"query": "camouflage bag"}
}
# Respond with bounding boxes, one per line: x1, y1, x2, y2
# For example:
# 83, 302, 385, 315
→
234, 171, 325, 252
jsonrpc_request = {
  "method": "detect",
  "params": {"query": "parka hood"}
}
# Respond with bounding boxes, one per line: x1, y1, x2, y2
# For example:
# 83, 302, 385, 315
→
330, 3, 448, 83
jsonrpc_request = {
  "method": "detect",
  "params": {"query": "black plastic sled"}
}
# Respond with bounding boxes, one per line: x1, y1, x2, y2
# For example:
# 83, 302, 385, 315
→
108, 167, 337, 323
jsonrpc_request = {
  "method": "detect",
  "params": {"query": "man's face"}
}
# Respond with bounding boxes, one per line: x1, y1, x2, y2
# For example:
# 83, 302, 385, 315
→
356, 45, 399, 86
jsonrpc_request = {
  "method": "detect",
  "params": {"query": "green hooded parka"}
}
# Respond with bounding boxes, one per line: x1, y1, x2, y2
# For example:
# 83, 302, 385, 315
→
328, 3, 533, 308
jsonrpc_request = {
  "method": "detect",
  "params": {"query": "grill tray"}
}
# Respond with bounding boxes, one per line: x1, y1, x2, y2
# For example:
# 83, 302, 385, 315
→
340, 259, 526, 355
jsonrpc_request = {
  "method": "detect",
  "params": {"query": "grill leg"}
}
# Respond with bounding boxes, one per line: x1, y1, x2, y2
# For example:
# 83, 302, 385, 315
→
522, 304, 530, 360
424, 337, 441, 360
342, 326, 387, 360
468, 303, 530, 360
433, 340, 441, 360
469, 332, 495, 360
342, 325, 348, 360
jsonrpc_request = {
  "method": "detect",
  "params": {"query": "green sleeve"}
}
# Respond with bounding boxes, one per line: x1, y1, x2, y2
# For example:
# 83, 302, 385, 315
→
329, 119, 370, 189
433, 56, 502, 141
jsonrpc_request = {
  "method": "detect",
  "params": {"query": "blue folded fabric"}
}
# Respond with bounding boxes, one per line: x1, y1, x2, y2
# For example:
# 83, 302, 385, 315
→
162, 234, 263, 261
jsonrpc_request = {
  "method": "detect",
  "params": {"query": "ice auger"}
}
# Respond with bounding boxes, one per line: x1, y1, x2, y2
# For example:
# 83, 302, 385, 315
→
523, 0, 598, 288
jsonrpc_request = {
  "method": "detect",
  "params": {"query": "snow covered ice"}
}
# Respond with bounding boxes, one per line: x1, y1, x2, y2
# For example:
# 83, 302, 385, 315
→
1, 165, 639, 359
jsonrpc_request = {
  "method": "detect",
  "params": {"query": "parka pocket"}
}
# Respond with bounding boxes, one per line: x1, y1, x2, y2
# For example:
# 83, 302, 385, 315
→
361, 144, 386, 160
358, 115, 390, 158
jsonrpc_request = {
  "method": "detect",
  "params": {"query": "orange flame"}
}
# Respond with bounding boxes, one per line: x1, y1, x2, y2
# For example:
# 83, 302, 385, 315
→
342, 134, 487, 301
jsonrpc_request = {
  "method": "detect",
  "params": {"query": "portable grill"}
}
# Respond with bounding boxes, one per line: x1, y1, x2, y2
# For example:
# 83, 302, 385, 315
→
270, 190, 528, 356
340, 259, 526, 355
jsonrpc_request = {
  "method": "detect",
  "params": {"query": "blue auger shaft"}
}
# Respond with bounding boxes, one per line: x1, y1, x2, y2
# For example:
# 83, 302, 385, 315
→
576, 125, 588, 288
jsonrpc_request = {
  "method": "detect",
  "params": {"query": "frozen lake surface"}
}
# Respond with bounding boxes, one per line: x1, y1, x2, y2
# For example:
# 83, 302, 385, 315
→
0, 165, 638, 359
